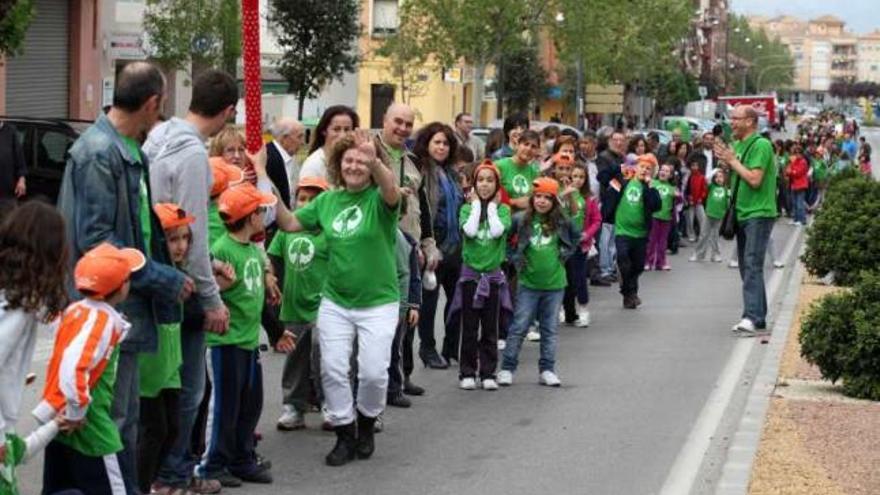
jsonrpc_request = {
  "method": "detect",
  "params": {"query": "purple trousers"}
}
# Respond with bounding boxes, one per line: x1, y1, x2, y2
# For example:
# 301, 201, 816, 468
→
646, 218, 672, 269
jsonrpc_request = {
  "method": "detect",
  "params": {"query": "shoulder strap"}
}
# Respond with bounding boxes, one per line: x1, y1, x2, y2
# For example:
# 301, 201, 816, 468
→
729, 137, 763, 206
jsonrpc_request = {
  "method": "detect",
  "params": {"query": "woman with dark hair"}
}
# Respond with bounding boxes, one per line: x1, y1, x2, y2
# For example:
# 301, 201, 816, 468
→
484, 129, 505, 158
412, 122, 464, 369
300, 106, 360, 181
491, 113, 530, 160
627, 134, 648, 156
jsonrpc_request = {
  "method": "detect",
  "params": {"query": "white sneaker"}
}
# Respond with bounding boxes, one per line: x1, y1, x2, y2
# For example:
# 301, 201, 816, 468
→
773, 260, 785, 269
497, 370, 513, 386
482, 379, 499, 391
539, 370, 561, 387
575, 305, 590, 327
497, 339, 506, 351
688, 254, 699, 262
459, 377, 477, 390
526, 330, 541, 342
277, 405, 305, 431
558, 308, 567, 324
732, 318, 756, 334
711, 255, 724, 263
728, 260, 739, 269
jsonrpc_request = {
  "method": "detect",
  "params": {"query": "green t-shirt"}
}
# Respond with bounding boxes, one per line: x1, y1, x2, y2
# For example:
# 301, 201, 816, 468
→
208, 234, 265, 350
57, 348, 122, 457
137, 322, 182, 398
614, 180, 648, 238
459, 203, 511, 273
812, 158, 829, 182
208, 200, 225, 247
122, 136, 152, 256
706, 183, 731, 219
495, 157, 540, 199
1, 433, 26, 495
520, 217, 567, 291
571, 192, 586, 229
651, 179, 675, 221
294, 186, 399, 309
267, 230, 328, 324
733, 133, 778, 221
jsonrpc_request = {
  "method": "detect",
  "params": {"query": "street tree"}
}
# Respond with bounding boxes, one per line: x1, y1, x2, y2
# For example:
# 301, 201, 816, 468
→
143, 0, 242, 74
398, 0, 548, 123
496, 41, 548, 115
727, 13, 794, 93
0, 0, 34, 58
271, 0, 360, 120
375, 16, 431, 105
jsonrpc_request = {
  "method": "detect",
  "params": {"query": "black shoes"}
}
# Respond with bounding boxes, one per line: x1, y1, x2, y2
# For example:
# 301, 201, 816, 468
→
623, 294, 638, 309
237, 464, 273, 484
403, 379, 425, 396
420, 349, 449, 369
386, 392, 412, 408
326, 423, 357, 466
356, 412, 377, 460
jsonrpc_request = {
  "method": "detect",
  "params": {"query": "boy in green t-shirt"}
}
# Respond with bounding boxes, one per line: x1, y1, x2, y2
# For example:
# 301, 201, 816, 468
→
197, 183, 278, 486
694, 169, 730, 262
494, 129, 541, 212
270, 177, 330, 431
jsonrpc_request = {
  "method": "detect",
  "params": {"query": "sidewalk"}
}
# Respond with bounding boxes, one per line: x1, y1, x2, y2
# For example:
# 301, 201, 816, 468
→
747, 274, 880, 494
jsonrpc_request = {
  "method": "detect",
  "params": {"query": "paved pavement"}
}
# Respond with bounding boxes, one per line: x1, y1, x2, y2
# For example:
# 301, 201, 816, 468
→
16, 223, 800, 495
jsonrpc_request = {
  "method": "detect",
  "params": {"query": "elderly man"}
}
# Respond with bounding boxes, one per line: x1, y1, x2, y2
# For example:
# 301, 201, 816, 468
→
594, 129, 626, 286
714, 105, 778, 336
56, 61, 193, 494
453, 112, 484, 161
268, 118, 305, 208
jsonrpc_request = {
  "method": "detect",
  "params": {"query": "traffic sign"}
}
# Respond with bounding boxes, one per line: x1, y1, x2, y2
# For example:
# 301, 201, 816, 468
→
698, 86, 708, 98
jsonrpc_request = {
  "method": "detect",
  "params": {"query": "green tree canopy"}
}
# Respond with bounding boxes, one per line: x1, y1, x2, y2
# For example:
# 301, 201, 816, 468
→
727, 13, 794, 93
0, 0, 34, 58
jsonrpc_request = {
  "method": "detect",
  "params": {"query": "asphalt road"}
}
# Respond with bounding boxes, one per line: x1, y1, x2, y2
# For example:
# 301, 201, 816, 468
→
15, 221, 801, 495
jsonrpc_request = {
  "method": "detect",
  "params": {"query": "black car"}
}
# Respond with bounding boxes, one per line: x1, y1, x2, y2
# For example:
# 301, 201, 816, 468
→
1, 116, 91, 204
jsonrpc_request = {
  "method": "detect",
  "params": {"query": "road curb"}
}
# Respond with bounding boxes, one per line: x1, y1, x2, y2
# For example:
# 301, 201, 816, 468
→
713, 246, 806, 494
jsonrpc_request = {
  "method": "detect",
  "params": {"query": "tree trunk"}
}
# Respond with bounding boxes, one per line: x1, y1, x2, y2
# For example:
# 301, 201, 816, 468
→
471, 62, 486, 125
297, 93, 305, 120
495, 60, 504, 119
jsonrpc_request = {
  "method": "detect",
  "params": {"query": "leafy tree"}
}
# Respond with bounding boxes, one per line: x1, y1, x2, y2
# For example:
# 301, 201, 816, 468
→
727, 14, 794, 93
143, 0, 242, 74
495, 41, 548, 115
271, 0, 360, 119
0, 0, 34, 58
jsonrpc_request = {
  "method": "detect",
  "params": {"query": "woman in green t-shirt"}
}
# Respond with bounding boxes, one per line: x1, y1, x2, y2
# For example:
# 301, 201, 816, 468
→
276, 130, 401, 468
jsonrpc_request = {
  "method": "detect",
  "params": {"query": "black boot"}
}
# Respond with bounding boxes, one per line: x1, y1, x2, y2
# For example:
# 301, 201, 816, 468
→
325, 423, 357, 466
403, 379, 425, 396
419, 349, 449, 369
356, 412, 377, 460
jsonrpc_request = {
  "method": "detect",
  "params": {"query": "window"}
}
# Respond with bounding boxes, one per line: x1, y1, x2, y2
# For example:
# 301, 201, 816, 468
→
36, 128, 75, 173
372, 0, 399, 37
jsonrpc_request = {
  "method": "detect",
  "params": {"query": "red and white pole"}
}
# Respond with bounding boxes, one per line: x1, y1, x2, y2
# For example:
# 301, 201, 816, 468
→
241, 0, 262, 153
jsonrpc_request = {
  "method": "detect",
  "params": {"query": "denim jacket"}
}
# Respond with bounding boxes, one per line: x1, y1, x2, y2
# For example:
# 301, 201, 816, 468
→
508, 210, 579, 272
57, 113, 185, 353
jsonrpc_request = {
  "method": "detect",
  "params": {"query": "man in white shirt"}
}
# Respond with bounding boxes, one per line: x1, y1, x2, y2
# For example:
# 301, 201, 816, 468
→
701, 131, 716, 183
267, 118, 305, 208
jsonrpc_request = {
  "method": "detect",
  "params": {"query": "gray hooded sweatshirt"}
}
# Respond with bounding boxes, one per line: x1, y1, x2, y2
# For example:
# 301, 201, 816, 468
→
144, 117, 222, 310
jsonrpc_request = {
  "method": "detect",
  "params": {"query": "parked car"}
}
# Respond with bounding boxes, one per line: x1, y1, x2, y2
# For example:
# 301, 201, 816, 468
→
639, 129, 673, 146
1, 116, 90, 204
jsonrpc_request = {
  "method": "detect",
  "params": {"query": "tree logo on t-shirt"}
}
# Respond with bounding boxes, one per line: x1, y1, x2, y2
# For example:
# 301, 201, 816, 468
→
287, 237, 315, 271
713, 187, 726, 199
243, 258, 263, 293
512, 175, 530, 196
625, 184, 642, 204
476, 224, 491, 244
331, 205, 364, 237
529, 224, 553, 248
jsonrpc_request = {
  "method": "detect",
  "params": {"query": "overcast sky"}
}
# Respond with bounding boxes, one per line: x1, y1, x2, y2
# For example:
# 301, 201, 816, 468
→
731, 0, 879, 34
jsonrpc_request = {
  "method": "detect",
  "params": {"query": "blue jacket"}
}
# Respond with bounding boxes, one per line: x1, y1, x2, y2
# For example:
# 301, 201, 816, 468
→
508, 210, 580, 272
57, 113, 186, 353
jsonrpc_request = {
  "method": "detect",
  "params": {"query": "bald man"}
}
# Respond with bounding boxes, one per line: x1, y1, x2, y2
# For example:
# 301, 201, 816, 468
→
268, 118, 305, 208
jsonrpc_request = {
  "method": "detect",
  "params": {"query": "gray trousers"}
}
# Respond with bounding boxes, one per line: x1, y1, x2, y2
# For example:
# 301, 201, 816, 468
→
281, 323, 322, 412
695, 217, 722, 259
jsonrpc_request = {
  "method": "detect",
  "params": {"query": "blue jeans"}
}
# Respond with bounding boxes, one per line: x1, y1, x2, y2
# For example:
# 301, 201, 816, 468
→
792, 190, 807, 224
736, 218, 775, 328
598, 223, 617, 278
156, 328, 207, 486
502, 287, 564, 373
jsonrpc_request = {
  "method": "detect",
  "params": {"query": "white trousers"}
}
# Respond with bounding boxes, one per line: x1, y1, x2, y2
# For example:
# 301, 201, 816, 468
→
318, 298, 399, 426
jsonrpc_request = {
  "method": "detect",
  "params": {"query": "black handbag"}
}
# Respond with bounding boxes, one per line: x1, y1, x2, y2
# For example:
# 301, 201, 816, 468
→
719, 138, 761, 240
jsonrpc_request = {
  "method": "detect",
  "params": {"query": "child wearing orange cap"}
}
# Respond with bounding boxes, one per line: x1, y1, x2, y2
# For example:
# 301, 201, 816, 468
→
208, 157, 246, 245
197, 183, 277, 486
135, 203, 195, 494
498, 177, 580, 388
448, 161, 513, 390
35, 242, 145, 495
269, 177, 330, 431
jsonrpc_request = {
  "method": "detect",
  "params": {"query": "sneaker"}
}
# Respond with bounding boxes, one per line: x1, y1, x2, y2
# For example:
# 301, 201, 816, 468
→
188, 478, 222, 494
623, 294, 637, 309
732, 318, 756, 334
728, 260, 739, 269
497, 339, 506, 351
459, 377, 477, 390
215, 471, 242, 488
558, 308, 566, 324
277, 405, 305, 431
574, 306, 590, 328
644, 264, 652, 271
633, 295, 642, 307
237, 465, 273, 484
661, 264, 672, 271
386, 391, 412, 408
539, 371, 561, 387
688, 254, 699, 262
711, 255, 724, 263
497, 370, 513, 386
773, 260, 785, 269
482, 379, 499, 391
526, 330, 541, 341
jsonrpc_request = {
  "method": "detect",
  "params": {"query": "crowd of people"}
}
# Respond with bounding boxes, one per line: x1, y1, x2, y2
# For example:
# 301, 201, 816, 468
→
0, 60, 865, 495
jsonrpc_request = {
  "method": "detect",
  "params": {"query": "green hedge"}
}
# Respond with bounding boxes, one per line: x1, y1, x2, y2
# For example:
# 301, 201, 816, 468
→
801, 175, 880, 286
800, 271, 880, 401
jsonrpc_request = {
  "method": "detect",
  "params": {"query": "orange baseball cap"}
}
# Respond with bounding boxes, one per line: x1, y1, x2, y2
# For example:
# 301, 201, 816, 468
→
153, 203, 195, 231
210, 157, 245, 197
297, 176, 329, 192
532, 177, 560, 197
75, 242, 146, 299
217, 183, 277, 223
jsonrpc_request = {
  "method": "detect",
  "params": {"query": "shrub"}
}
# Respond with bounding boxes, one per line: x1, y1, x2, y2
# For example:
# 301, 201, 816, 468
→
800, 271, 880, 401
801, 176, 880, 286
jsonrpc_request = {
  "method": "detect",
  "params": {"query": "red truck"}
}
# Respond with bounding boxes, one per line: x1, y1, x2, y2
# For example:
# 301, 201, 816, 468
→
718, 95, 777, 127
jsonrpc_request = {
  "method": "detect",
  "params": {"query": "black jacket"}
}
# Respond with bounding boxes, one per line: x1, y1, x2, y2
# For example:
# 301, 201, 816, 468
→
267, 142, 292, 209
0, 123, 27, 198
597, 164, 662, 230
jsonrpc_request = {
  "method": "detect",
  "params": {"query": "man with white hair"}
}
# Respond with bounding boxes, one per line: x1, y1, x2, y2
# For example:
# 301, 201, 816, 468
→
268, 118, 305, 208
